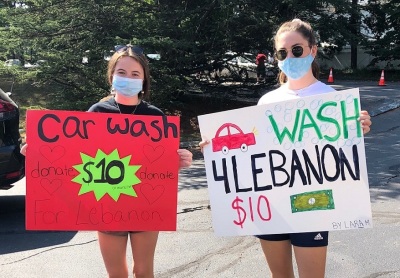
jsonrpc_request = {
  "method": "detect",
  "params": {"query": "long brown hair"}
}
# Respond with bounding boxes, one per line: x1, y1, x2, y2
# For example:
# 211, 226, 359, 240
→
275, 19, 320, 84
106, 46, 151, 100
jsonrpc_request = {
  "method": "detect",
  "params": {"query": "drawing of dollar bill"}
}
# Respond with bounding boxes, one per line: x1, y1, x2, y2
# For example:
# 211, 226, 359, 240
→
290, 190, 335, 213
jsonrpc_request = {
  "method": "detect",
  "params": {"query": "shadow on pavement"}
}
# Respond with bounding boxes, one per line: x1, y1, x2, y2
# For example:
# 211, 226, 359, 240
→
0, 195, 77, 255
178, 159, 207, 192
364, 110, 400, 202
333, 82, 400, 117
370, 183, 400, 200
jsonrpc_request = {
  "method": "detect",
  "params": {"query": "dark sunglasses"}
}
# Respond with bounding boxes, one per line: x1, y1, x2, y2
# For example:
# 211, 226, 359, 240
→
275, 45, 309, 61
114, 45, 144, 55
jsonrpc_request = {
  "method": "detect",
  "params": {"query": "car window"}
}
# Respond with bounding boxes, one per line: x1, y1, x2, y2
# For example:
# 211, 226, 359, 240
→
239, 57, 248, 63
228, 126, 241, 135
242, 55, 256, 63
218, 127, 229, 137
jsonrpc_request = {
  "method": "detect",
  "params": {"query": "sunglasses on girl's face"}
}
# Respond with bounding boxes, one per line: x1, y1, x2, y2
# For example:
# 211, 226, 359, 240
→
275, 45, 309, 61
114, 45, 144, 55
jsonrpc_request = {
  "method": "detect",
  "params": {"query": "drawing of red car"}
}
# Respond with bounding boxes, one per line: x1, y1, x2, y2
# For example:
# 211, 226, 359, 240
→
212, 123, 256, 154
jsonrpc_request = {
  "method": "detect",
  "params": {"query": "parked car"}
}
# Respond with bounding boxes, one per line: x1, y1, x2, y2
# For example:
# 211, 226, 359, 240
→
23, 62, 36, 69
202, 52, 277, 82
4, 59, 22, 67
0, 88, 25, 189
24, 59, 48, 69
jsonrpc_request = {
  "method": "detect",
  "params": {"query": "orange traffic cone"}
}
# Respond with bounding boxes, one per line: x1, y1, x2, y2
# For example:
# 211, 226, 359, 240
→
327, 68, 334, 83
378, 70, 386, 86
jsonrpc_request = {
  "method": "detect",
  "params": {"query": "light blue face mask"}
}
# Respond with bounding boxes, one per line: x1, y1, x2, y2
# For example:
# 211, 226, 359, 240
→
112, 75, 143, 97
278, 53, 314, 80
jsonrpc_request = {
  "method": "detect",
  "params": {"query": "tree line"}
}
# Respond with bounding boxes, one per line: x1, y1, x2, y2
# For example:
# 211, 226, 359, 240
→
0, 0, 398, 109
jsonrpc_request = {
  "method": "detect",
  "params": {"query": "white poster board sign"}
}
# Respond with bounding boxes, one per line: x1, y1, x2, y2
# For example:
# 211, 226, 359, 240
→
198, 88, 372, 236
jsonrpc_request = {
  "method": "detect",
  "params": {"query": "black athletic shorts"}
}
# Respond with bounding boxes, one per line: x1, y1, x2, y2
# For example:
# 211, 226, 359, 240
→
255, 231, 329, 247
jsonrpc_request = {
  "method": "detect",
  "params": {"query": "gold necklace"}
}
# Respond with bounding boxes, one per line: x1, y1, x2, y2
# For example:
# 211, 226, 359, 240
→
114, 99, 141, 114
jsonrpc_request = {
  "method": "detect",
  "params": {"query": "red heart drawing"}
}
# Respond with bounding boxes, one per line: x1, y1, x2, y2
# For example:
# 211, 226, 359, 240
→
40, 179, 62, 195
140, 183, 165, 205
143, 145, 165, 163
39, 145, 66, 163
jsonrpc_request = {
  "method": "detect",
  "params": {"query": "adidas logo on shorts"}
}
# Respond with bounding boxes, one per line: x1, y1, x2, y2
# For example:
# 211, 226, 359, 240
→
314, 233, 324, 241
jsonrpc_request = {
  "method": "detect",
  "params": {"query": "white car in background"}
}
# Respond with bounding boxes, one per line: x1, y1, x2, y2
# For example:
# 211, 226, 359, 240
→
208, 51, 277, 82
4, 59, 22, 67
226, 52, 257, 80
24, 60, 47, 69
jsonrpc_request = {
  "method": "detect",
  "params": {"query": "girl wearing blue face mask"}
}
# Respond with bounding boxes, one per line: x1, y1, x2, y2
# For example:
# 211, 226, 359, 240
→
199, 19, 372, 278
256, 19, 372, 278
88, 45, 193, 278
19, 45, 193, 277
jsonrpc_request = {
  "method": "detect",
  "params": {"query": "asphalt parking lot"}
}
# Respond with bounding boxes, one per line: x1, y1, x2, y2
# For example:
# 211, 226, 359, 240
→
1, 80, 399, 278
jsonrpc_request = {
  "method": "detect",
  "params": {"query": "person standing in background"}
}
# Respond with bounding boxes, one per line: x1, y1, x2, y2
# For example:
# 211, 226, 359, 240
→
256, 51, 267, 84
267, 51, 275, 65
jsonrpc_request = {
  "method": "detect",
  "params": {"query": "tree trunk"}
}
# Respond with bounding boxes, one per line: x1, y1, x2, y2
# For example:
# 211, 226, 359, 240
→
350, 0, 359, 70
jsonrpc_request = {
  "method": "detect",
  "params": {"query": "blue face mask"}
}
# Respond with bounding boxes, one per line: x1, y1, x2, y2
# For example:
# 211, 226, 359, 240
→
112, 75, 143, 97
278, 53, 314, 80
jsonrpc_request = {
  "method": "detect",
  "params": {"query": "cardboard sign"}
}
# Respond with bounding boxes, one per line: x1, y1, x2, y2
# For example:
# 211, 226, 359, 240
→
25, 110, 180, 231
198, 88, 372, 236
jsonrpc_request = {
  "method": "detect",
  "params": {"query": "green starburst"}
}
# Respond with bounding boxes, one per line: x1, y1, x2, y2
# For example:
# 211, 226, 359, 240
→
72, 149, 141, 201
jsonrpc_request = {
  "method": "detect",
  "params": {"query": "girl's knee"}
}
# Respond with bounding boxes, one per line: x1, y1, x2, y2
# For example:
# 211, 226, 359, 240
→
133, 265, 154, 278
108, 270, 129, 278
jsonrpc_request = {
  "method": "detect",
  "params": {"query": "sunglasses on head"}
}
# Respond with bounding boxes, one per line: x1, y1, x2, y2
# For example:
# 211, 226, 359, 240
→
275, 45, 310, 61
114, 45, 144, 55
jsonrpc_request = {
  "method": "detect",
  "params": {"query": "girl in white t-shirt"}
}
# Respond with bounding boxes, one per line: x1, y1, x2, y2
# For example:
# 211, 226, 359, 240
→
200, 19, 371, 278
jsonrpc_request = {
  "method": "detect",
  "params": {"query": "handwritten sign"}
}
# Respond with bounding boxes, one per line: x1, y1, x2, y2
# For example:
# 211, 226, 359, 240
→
25, 110, 180, 231
198, 88, 372, 236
